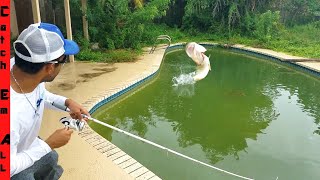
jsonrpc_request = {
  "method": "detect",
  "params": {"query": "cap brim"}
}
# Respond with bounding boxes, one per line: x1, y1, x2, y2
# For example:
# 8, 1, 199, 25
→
64, 39, 80, 55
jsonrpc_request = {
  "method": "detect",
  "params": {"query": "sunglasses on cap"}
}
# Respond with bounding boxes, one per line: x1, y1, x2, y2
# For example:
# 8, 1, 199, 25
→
46, 55, 68, 64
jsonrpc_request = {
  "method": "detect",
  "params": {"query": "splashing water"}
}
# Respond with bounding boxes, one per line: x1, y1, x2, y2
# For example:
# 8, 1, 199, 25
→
173, 83, 195, 97
172, 72, 196, 86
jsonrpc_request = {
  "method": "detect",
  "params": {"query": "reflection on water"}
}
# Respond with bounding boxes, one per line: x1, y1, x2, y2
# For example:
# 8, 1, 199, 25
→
91, 49, 320, 180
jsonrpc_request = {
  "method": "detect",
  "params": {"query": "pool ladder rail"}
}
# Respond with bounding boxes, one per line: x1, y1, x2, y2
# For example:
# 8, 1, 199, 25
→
150, 35, 171, 54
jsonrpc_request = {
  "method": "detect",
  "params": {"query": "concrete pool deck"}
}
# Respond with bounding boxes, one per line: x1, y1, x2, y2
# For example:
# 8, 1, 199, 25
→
40, 43, 320, 180
231, 44, 320, 75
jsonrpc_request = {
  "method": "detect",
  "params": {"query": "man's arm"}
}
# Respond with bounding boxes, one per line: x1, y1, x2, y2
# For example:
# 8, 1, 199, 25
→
64, 98, 90, 120
44, 89, 67, 111
10, 132, 51, 177
45, 128, 73, 149
44, 89, 90, 120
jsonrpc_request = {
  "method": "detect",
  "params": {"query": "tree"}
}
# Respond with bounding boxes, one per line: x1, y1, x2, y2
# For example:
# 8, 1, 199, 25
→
271, 0, 320, 26
182, 0, 275, 35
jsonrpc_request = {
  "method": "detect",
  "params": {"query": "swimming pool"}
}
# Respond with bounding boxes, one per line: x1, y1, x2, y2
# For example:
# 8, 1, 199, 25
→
91, 47, 320, 180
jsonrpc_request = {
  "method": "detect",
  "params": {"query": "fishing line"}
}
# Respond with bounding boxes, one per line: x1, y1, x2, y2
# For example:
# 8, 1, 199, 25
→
47, 100, 254, 180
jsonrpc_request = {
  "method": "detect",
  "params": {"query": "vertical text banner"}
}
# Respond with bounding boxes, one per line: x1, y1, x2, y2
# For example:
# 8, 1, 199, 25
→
0, 0, 10, 179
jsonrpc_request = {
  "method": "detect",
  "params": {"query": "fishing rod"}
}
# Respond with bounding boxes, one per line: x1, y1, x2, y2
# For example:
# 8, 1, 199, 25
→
47, 100, 254, 180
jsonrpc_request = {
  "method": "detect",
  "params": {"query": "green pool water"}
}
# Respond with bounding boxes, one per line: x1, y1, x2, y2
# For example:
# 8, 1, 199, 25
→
90, 48, 320, 180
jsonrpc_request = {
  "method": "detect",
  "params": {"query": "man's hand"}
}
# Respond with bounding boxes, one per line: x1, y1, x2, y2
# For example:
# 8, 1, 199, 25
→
45, 128, 73, 149
65, 99, 90, 121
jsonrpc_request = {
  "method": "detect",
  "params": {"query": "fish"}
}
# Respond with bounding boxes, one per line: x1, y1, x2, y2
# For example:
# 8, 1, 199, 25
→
185, 42, 211, 81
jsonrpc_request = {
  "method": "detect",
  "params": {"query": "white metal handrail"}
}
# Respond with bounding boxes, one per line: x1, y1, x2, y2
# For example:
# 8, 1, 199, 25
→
150, 35, 171, 54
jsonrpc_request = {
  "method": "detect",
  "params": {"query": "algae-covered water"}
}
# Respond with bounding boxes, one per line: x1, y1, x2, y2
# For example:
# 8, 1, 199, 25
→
91, 48, 320, 180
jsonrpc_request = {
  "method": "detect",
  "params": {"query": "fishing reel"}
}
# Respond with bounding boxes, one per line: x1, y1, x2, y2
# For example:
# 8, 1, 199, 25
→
59, 117, 85, 131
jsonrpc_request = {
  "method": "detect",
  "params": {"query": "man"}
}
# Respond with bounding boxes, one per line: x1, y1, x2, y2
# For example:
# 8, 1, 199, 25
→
10, 23, 90, 179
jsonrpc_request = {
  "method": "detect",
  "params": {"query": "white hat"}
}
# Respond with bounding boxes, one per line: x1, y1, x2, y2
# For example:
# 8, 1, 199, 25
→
14, 22, 79, 63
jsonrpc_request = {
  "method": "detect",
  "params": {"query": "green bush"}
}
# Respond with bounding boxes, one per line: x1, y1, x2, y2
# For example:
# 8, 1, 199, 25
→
74, 33, 90, 50
76, 49, 104, 61
86, 0, 171, 50
75, 49, 141, 63
253, 10, 282, 42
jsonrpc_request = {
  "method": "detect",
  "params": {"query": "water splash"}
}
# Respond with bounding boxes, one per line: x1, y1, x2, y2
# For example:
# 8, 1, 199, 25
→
172, 72, 196, 86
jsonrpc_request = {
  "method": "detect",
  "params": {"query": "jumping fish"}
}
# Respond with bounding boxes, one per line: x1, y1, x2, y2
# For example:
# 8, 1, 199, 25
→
185, 42, 211, 81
